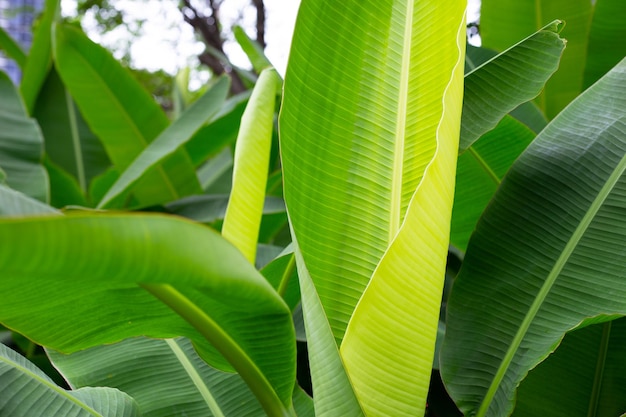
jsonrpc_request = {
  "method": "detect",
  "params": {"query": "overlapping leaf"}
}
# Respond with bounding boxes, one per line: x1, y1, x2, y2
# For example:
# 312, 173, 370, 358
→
480, 0, 592, 119
48, 337, 263, 417
460, 21, 564, 151
512, 319, 626, 417
0, 343, 139, 417
34, 68, 110, 195
0, 71, 48, 202
222, 69, 279, 262
53, 23, 201, 207
97, 77, 229, 208
19, 0, 58, 114
441, 58, 626, 417
0, 214, 296, 415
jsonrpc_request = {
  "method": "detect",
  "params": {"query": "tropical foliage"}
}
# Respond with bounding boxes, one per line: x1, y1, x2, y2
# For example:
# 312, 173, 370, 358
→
0, 0, 625, 416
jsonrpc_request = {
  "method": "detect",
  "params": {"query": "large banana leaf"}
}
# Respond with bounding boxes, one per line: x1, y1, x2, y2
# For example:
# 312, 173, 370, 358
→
222, 68, 279, 263
512, 319, 626, 417
440, 58, 626, 417
481, 0, 593, 119
0, 343, 139, 417
52, 23, 202, 207
280, 1, 465, 415
0, 71, 48, 202
0, 214, 295, 416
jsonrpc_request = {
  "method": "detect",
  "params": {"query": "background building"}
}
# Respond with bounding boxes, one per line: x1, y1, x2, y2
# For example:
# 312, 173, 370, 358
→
0, 0, 44, 83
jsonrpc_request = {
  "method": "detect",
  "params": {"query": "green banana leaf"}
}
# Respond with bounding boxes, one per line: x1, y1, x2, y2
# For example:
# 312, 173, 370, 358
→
222, 69, 279, 263
294, 242, 364, 417
512, 319, 626, 417
460, 21, 564, 151
185, 91, 250, 167
280, 1, 465, 415
233, 26, 273, 74
0, 27, 26, 70
0, 71, 48, 202
49, 337, 314, 417
465, 44, 548, 135
96, 77, 229, 209
0, 343, 139, 417
52, 23, 202, 207
480, 0, 593, 119
0, 214, 296, 416
48, 337, 263, 417
440, 58, 626, 417
44, 157, 89, 208
582, 0, 626, 88
0, 183, 58, 216
19, 0, 58, 114
449, 22, 566, 250
34, 68, 110, 195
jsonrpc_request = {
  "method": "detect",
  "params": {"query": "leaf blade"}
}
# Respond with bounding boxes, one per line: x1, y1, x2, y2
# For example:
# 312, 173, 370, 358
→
0, 343, 139, 417
53, 23, 201, 207
222, 68, 279, 263
441, 58, 626, 417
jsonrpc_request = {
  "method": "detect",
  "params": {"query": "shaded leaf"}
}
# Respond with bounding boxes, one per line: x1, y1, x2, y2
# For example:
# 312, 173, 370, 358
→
0, 71, 48, 202
441, 58, 626, 417
0, 183, 58, 216
460, 21, 565, 151
513, 319, 626, 417
0, 343, 139, 417
34, 68, 110, 193
49, 337, 264, 417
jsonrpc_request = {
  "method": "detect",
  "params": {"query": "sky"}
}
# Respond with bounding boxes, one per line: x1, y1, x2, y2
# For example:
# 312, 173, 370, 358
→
62, 0, 480, 83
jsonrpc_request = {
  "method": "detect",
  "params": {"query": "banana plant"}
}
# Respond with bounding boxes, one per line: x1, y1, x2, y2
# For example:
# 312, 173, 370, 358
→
3, 0, 614, 416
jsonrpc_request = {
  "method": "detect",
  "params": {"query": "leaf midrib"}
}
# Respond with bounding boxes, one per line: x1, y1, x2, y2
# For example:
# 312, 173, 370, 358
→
389, 0, 414, 241
166, 339, 225, 417
478, 151, 626, 416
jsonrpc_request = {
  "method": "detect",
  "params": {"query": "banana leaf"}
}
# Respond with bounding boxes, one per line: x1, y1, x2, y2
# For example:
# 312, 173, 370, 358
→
441, 58, 626, 417
53, 23, 201, 207
0, 71, 48, 202
280, 1, 466, 415
512, 318, 626, 417
48, 337, 264, 417
0, 343, 139, 417
0, 214, 296, 416
480, 0, 593, 119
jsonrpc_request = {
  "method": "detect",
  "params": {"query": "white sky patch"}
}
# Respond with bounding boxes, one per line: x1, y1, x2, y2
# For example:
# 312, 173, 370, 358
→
61, 0, 479, 79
